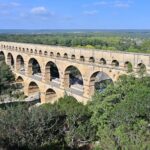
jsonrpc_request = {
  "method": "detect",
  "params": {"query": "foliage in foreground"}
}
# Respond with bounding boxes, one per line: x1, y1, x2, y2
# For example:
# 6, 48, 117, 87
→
0, 61, 15, 94
0, 96, 95, 150
89, 75, 150, 150
0, 75, 150, 150
0, 60, 25, 101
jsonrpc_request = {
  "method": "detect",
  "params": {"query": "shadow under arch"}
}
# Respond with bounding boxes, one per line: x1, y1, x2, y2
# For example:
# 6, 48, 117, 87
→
16, 55, 25, 73
45, 61, 60, 82
45, 88, 57, 102
137, 63, 146, 73
16, 76, 24, 83
124, 61, 133, 73
89, 71, 113, 96
64, 65, 84, 94
28, 81, 41, 102
16, 76, 24, 89
28, 58, 42, 79
111, 60, 119, 67
7, 53, 14, 69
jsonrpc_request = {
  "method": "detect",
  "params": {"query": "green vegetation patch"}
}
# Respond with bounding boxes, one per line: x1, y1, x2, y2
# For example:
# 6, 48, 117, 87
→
1, 32, 150, 53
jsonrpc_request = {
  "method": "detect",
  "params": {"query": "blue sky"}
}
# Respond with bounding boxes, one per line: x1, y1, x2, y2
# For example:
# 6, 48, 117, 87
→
0, 0, 149, 29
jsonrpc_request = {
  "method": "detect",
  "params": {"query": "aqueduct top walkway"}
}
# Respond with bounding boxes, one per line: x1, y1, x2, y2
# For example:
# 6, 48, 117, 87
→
0, 41, 150, 104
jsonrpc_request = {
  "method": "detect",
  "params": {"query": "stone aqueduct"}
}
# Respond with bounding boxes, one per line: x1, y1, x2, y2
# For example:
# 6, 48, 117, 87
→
0, 41, 150, 104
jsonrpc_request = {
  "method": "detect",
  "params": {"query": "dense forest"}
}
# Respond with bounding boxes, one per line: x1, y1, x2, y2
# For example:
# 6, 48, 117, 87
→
0, 31, 150, 53
0, 58, 150, 150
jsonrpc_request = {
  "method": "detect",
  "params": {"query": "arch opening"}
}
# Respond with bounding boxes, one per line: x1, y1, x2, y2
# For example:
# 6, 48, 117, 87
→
39, 50, 42, 55
89, 57, 95, 63
7, 53, 14, 69
16, 55, 25, 73
30, 49, 33, 53
45, 88, 56, 102
71, 55, 75, 60
64, 66, 83, 93
45, 61, 60, 83
89, 71, 112, 96
16, 76, 24, 89
28, 58, 42, 79
80, 56, 85, 62
28, 82, 40, 102
0, 51, 5, 62
111, 60, 119, 67
57, 52, 60, 57
124, 61, 133, 73
16, 76, 24, 83
35, 49, 37, 54
50, 52, 54, 57
137, 63, 146, 73
44, 51, 48, 56
26, 48, 29, 53
64, 53, 68, 59
100, 58, 106, 65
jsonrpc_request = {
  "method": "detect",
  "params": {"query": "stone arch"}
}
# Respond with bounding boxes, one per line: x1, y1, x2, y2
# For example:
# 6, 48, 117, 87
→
80, 56, 85, 62
44, 51, 48, 56
50, 52, 54, 57
45, 61, 60, 82
7, 53, 14, 69
0, 51, 5, 61
64, 53, 68, 59
16, 76, 24, 83
16, 55, 25, 73
71, 54, 75, 60
16, 76, 24, 88
28, 58, 42, 78
57, 52, 61, 57
100, 58, 106, 65
45, 88, 57, 102
64, 65, 84, 93
89, 71, 112, 96
28, 82, 40, 101
22, 48, 25, 52
124, 61, 133, 73
26, 48, 29, 53
89, 57, 95, 63
30, 49, 33, 53
111, 60, 119, 67
39, 50, 42, 55
35, 49, 37, 54
137, 63, 146, 73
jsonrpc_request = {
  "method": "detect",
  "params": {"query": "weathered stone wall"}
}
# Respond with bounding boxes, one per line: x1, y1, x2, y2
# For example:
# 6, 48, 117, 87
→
0, 41, 150, 104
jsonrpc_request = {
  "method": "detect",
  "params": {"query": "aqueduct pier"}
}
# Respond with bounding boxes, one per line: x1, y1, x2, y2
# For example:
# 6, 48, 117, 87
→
0, 41, 150, 104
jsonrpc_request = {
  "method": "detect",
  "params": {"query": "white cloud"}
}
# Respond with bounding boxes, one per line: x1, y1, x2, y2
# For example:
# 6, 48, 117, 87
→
0, 2, 20, 9
83, 10, 99, 15
94, 1, 108, 6
31, 7, 48, 15
91, 0, 133, 8
30, 6, 55, 18
114, 1, 130, 8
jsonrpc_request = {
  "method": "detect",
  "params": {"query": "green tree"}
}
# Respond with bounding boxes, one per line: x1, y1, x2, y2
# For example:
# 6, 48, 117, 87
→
89, 75, 150, 150
0, 61, 15, 93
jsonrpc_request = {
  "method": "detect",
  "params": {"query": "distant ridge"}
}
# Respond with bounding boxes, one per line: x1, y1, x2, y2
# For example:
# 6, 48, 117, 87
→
0, 29, 150, 34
